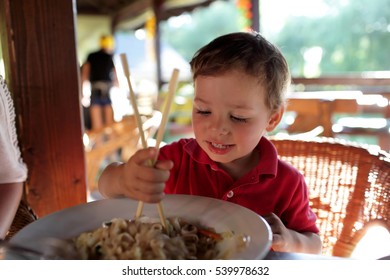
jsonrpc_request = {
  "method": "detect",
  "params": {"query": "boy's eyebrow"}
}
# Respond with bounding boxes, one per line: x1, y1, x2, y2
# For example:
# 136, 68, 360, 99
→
231, 103, 256, 110
194, 96, 256, 110
193, 97, 208, 104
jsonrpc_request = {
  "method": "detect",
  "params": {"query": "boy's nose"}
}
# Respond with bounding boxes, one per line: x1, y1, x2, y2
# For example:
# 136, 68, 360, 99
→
209, 116, 229, 135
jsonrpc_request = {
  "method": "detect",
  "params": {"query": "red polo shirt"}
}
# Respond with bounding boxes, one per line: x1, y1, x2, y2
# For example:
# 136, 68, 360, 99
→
159, 137, 319, 233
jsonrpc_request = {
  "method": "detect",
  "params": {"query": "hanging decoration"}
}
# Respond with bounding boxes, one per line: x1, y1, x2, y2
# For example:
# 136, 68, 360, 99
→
236, 0, 252, 31
145, 13, 157, 61
145, 14, 156, 39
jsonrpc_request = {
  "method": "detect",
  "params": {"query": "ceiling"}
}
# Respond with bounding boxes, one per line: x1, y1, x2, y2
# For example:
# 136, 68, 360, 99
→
76, 0, 218, 30
76, 0, 143, 15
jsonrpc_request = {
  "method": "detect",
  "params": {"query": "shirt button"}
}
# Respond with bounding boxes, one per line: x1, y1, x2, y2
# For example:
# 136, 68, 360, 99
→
227, 191, 234, 198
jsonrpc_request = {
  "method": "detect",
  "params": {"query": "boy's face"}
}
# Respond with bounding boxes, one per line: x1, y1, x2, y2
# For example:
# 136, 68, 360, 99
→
192, 71, 282, 165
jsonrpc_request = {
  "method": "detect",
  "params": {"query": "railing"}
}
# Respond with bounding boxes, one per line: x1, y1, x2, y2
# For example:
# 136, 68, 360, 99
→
279, 76, 390, 152
292, 75, 390, 87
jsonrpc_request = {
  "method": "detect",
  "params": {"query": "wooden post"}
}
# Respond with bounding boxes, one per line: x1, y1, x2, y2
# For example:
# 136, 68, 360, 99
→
153, 0, 163, 90
251, 0, 260, 32
0, 0, 87, 217
319, 100, 333, 137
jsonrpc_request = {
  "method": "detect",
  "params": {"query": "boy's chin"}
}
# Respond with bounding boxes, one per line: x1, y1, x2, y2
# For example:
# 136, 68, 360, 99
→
206, 152, 235, 164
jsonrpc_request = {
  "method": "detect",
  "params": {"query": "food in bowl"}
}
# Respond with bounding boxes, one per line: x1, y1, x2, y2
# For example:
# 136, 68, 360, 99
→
73, 216, 249, 260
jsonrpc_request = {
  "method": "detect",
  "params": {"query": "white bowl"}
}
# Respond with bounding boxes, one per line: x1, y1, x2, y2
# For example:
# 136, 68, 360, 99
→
10, 194, 272, 259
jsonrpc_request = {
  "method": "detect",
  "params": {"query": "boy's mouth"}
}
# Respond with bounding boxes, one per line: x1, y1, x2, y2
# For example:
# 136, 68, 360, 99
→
207, 141, 234, 154
211, 142, 230, 149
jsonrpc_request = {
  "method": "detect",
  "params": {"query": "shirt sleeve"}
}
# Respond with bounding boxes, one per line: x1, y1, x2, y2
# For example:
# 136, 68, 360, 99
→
282, 174, 319, 233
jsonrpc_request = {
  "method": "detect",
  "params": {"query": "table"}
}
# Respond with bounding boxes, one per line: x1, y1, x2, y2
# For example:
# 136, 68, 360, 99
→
286, 91, 362, 136
285, 91, 390, 151
264, 250, 346, 260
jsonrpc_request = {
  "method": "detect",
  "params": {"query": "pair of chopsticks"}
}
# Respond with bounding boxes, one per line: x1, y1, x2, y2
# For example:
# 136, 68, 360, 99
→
120, 53, 179, 231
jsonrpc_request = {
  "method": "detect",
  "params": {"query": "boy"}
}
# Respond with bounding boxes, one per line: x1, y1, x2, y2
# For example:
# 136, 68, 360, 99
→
99, 31, 322, 254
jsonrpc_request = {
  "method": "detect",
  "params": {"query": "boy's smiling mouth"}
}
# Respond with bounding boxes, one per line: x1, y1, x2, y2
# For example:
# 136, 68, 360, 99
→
211, 142, 229, 149
206, 141, 234, 154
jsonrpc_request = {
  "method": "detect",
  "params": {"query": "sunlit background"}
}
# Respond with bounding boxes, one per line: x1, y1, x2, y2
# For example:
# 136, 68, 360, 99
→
1, 0, 389, 259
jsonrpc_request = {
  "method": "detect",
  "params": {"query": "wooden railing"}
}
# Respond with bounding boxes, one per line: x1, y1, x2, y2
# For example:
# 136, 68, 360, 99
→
283, 76, 390, 151
292, 75, 390, 87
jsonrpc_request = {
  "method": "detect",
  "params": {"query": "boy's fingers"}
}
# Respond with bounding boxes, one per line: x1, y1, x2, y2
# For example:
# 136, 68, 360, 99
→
131, 147, 157, 165
154, 160, 174, 171
126, 181, 166, 203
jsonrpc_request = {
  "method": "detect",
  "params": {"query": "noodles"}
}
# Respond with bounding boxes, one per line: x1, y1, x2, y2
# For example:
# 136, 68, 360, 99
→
72, 216, 249, 260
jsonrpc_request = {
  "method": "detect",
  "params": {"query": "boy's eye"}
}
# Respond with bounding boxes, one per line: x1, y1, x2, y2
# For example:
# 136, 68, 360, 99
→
196, 109, 210, 115
231, 115, 248, 123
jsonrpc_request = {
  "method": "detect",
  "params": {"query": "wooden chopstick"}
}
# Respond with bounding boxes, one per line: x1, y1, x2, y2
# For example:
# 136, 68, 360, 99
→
152, 68, 180, 163
134, 68, 179, 225
119, 53, 163, 225
119, 54, 148, 150
119, 53, 179, 231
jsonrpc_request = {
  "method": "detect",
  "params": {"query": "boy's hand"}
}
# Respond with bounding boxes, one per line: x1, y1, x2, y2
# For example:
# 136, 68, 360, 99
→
120, 147, 173, 203
121, 148, 173, 203
99, 147, 173, 202
262, 212, 293, 252
263, 212, 322, 254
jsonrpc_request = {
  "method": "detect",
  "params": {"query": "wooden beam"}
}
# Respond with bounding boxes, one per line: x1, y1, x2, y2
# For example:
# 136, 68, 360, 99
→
292, 76, 390, 86
112, 0, 152, 30
154, 0, 164, 90
251, 0, 260, 32
0, 0, 87, 217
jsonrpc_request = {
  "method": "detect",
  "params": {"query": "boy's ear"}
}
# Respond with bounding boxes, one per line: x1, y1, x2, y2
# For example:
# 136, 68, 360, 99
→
266, 105, 285, 132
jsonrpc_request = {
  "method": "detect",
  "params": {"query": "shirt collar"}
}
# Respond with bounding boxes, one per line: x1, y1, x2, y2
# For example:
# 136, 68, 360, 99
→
255, 137, 278, 177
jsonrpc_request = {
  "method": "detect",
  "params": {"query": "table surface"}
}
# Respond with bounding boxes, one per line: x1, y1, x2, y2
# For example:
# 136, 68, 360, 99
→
264, 251, 347, 260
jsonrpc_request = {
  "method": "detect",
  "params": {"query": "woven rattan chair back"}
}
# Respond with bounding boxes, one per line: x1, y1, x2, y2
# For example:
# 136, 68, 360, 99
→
269, 136, 390, 257
5, 200, 38, 240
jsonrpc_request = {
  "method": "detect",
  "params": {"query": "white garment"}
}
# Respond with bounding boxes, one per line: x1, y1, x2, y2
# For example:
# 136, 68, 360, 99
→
0, 75, 28, 183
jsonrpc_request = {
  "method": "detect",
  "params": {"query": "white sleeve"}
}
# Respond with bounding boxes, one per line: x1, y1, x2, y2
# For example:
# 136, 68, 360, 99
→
0, 75, 28, 183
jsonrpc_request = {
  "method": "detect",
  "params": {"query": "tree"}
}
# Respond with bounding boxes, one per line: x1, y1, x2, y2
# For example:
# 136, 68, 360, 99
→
275, 0, 390, 76
161, 1, 244, 61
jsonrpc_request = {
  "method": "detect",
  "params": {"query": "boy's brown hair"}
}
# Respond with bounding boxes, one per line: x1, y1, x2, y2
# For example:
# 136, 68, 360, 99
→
190, 31, 290, 111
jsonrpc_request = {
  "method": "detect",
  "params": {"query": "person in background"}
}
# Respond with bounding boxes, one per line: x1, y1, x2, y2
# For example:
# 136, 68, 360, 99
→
0, 75, 28, 240
81, 35, 119, 131
98, 31, 322, 254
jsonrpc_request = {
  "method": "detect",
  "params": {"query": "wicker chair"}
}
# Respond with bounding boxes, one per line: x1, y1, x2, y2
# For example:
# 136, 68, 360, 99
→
269, 136, 390, 257
5, 199, 38, 240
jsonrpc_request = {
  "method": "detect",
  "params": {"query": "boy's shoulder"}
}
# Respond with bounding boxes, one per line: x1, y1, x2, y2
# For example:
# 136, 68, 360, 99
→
262, 137, 304, 179
277, 157, 304, 178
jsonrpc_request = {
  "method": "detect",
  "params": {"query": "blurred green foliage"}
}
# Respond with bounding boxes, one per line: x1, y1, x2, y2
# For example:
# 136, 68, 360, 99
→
161, 0, 389, 77
161, 1, 244, 61
276, 0, 390, 76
